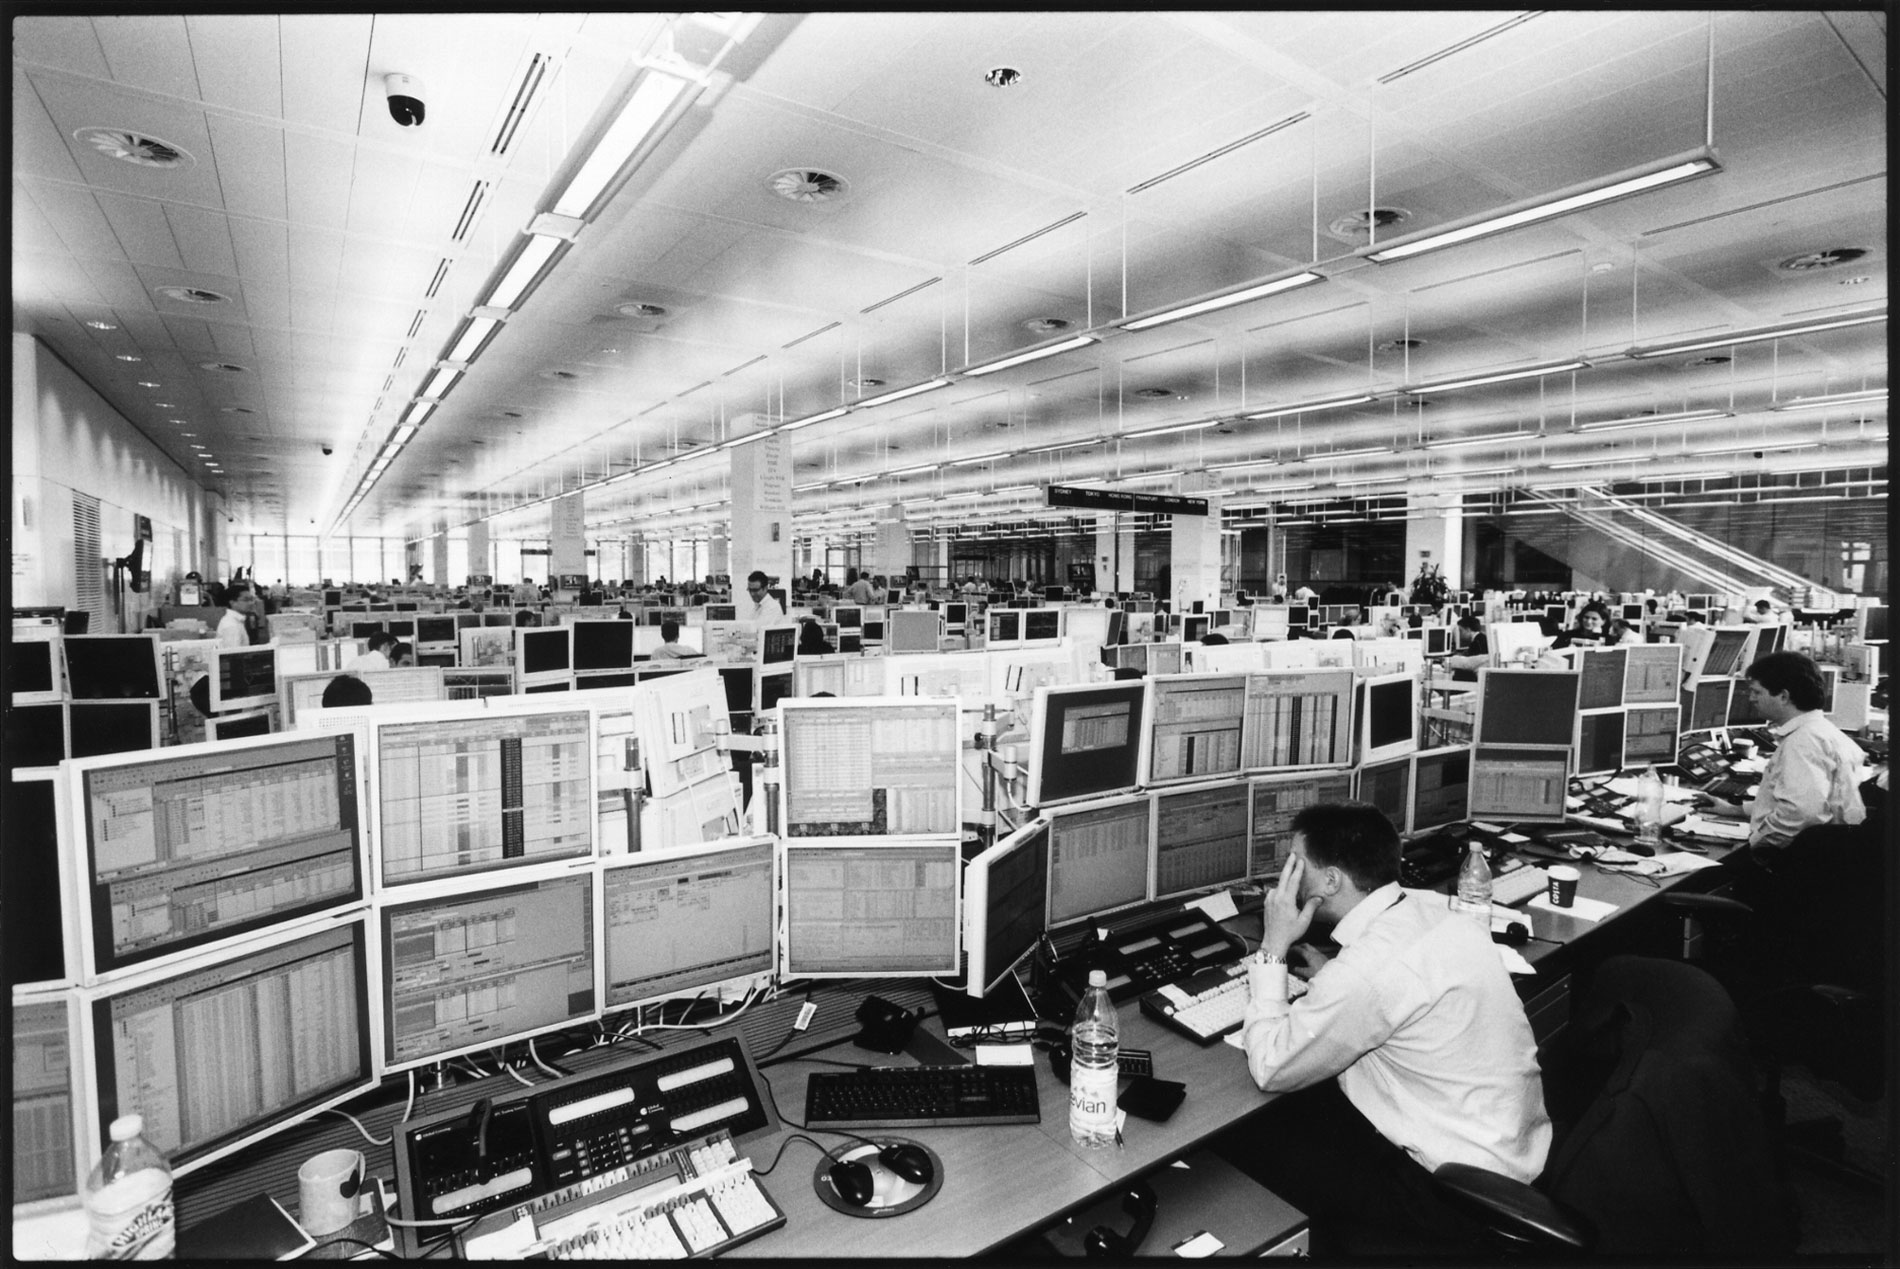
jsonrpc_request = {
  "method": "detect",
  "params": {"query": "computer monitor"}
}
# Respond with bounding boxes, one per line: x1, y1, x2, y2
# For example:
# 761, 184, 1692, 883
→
756, 666, 794, 714
206, 707, 273, 741
961, 819, 1050, 999
703, 603, 737, 623
1620, 603, 1645, 622
1473, 669, 1581, 747
758, 624, 798, 666
66, 701, 160, 760
376, 870, 597, 1074
1467, 745, 1570, 823
1242, 668, 1356, 771
368, 701, 595, 889
779, 698, 960, 840
60, 635, 164, 701
351, 621, 384, 640
1285, 605, 1309, 631
66, 730, 369, 980
1409, 745, 1472, 835
1023, 609, 1061, 644
1423, 626, 1453, 656
832, 606, 863, 631
1698, 627, 1752, 679
1623, 704, 1681, 763
943, 602, 968, 631
1022, 680, 1149, 806
1150, 781, 1252, 902
1358, 671, 1418, 766
571, 619, 636, 672
1623, 643, 1682, 704
322, 589, 344, 607
718, 665, 755, 726
1855, 605, 1888, 644
415, 616, 458, 645
988, 610, 1022, 646
13, 991, 88, 1207
1575, 710, 1627, 777
481, 612, 515, 627
1146, 674, 1248, 785
602, 839, 775, 1012
780, 841, 961, 979
837, 631, 863, 654
8, 636, 62, 705
1544, 603, 1567, 627
394, 601, 420, 613
1182, 614, 1210, 644
889, 612, 942, 654
6, 773, 74, 987
1249, 770, 1353, 878
385, 619, 417, 641
4, 702, 67, 774
1061, 607, 1112, 646
209, 643, 279, 712
1148, 643, 1185, 676
1684, 677, 1733, 732
1045, 793, 1153, 928
861, 619, 886, 644
1355, 756, 1412, 831
1574, 647, 1628, 711
517, 626, 572, 678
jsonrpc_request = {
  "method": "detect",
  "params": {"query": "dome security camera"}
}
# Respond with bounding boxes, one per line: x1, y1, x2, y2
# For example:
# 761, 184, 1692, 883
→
321, 444, 334, 456
385, 74, 426, 127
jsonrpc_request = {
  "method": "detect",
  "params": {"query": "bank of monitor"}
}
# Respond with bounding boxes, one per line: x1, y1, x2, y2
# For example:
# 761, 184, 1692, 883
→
1242, 669, 1356, 771
1045, 793, 1153, 928
1151, 781, 1252, 902
962, 819, 1051, 999
82, 915, 376, 1176
780, 841, 961, 979
376, 870, 597, 1074
601, 839, 775, 1012
68, 701, 161, 760
778, 698, 961, 840
367, 702, 595, 889
1249, 770, 1353, 878
1467, 745, 1570, 823
13, 992, 88, 1207
1146, 674, 1248, 785
1473, 669, 1581, 747
61, 635, 164, 702
208, 643, 279, 712
1025, 682, 1148, 807
1355, 756, 1412, 830
1623, 704, 1681, 764
9, 635, 62, 705
516, 626, 572, 687
1357, 672, 1418, 766
1410, 745, 1472, 835
1683, 677, 1733, 733
66, 730, 369, 981
1623, 643, 1682, 704
889, 612, 942, 654
571, 620, 636, 673
1575, 710, 1627, 776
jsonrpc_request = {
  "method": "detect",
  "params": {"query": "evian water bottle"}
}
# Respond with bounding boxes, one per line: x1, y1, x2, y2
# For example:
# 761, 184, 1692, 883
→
1068, 969, 1120, 1148
84, 1115, 174, 1260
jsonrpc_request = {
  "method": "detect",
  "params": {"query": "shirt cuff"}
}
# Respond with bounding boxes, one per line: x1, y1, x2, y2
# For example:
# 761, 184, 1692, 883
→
1248, 960, 1287, 1005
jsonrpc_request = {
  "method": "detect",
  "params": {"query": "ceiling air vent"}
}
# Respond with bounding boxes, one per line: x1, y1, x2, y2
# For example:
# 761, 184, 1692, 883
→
157, 286, 230, 304
849, 377, 885, 390
75, 127, 194, 168
1378, 337, 1426, 352
1023, 317, 1073, 333
1135, 388, 1174, 399
768, 168, 849, 203
541, 368, 584, 381
1778, 248, 1868, 272
1329, 207, 1411, 238
198, 361, 248, 374
616, 302, 667, 318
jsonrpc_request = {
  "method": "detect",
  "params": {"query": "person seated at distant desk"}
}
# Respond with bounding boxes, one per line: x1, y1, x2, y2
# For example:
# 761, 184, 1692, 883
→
652, 620, 702, 660
1549, 604, 1611, 650
1742, 598, 1777, 625
388, 641, 416, 668
345, 631, 396, 672
1444, 614, 1489, 681
795, 618, 830, 656
1214, 802, 1549, 1257
511, 578, 539, 607
740, 570, 785, 625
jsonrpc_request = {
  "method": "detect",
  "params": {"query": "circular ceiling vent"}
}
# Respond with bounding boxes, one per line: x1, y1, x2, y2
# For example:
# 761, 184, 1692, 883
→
985, 67, 1023, 88
616, 301, 667, 318
1329, 207, 1411, 238
75, 127, 194, 169
848, 377, 885, 390
1377, 337, 1426, 352
1023, 317, 1073, 333
767, 168, 849, 203
1135, 387, 1174, 399
1777, 248, 1868, 272
158, 285, 230, 305
198, 361, 248, 373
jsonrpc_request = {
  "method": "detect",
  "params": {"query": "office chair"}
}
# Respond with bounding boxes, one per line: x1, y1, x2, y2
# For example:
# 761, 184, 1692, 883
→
1434, 955, 1791, 1258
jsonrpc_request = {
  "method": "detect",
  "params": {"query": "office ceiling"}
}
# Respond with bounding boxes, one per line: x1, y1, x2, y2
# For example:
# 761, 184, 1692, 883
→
12, 11, 1888, 546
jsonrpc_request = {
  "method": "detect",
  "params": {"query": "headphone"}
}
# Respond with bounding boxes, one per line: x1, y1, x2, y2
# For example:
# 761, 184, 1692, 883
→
1084, 1181, 1157, 1258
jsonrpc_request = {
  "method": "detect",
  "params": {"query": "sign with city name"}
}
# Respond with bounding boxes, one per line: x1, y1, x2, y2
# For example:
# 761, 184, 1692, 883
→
1046, 484, 1210, 516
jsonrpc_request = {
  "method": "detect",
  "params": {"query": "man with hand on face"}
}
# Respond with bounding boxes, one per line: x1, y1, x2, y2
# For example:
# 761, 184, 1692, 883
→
1214, 802, 1549, 1256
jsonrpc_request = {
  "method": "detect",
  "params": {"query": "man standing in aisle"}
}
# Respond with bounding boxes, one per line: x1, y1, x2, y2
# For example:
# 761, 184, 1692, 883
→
1214, 802, 1549, 1256
740, 570, 785, 625
844, 570, 877, 606
1702, 651, 1866, 850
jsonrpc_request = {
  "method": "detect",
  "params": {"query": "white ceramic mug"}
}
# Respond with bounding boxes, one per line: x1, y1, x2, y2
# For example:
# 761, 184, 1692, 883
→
297, 1147, 365, 1237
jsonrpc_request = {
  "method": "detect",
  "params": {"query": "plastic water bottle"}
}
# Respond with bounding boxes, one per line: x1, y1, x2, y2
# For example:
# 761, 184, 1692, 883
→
1635, 764, 1665, 847
84, 1114, 174, 1260
1068, 969, 1119, 1149
1449, 841, 1493, 927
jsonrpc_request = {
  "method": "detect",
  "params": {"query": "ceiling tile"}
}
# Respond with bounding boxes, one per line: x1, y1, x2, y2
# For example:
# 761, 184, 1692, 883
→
91, 15, 198, 98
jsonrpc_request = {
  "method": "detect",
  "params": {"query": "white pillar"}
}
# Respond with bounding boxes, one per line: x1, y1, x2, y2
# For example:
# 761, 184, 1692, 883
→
729, 416, 793, 589
467, 521, 490, 583
431, 532, 449, 588
1170, 476, 1222, 612
1405, 491, 1464, 592
551, 491, 586, 583
874, 505, 912, 578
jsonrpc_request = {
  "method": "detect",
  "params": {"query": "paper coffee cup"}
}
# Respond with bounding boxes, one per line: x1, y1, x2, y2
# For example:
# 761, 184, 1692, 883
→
1731, 738, 1756, 760
297, 1147, 364, 1237
1546, 864, 1581, 909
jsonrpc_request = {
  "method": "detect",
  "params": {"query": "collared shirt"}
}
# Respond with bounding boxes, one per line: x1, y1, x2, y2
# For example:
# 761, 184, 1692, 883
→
216, 609, 251, 649
1241, 882, 1551, 1183
652, 641, 699, 660
344, 649, 390, 673
1748, 709, 1866, 849
741, 593, 785, 625
845, 579, 876, 605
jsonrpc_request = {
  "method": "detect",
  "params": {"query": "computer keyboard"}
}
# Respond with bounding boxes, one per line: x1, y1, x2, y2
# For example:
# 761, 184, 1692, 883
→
1490, 864, 1550, 908
541, 1158, 781, 1258
1139, 959, 1308, 1046
804, 1063, 1041, 1129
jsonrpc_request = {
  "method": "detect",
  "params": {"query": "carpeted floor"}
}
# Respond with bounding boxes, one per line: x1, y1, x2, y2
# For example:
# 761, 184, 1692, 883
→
1780, 1062, 1893, 1257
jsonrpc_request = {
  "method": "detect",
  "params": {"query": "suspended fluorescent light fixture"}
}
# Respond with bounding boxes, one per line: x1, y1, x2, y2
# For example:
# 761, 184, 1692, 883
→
1298, 446, 1389, 463
961, 334, 1097, 377
421, 367, 461, 400
1243, 394, 1377, 420
1209, 458, 1279, 472
1120, 271, 1324, 332
392, 423, 419, 444
552, 72, 691, 220
1449, 465, 1517, 477
1691, 440, 1820, 455
949, 450, 1011, 467
485, 233, 566, 310
1627, 308, 1885, 358
1026, 437, 1101, 455
782, 406, 848, 431
887, 462, 937, 477
1423, 428, 1540, 450
1366, 148, 1720, 263
1125, 418, 1221, 440
1335, 474, 1407, 486
1546, 456, 1616, 469
1638, 470, 1728, 482
1405, 360, 1588, 395
857, 379, 950, 409
403, 400, 436, 426
1577, 407, 1729, 432
448, 316, 503, 364
1770, 387, 1887, 412
722, 429, 773, 449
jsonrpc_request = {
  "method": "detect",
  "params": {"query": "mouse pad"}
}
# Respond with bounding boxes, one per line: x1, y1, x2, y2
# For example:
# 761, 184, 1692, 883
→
812, 1137, 944, 1219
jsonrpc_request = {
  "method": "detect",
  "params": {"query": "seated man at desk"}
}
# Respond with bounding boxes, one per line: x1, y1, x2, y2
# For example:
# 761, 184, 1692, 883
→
1443, 613, 1490, 681
1215, 802, 1550, 1256
651, 619, 702, 659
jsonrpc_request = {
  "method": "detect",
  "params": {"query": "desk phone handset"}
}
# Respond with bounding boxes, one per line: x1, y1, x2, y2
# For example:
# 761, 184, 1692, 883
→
1677, 742, 1728, 783
1084, 1181, 1158, 1258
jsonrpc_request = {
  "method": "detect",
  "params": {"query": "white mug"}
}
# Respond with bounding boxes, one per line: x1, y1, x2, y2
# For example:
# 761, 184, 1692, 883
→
297, 1147, 365, 1237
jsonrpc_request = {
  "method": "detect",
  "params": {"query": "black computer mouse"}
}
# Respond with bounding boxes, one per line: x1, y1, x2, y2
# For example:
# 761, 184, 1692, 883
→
879, 1143, 933, 1185
828, 1157, 876, 1206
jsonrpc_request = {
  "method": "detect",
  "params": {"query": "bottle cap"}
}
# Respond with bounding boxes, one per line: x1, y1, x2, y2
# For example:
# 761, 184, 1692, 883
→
109, 1114, 143, 1142
1087, 969, 1107, 987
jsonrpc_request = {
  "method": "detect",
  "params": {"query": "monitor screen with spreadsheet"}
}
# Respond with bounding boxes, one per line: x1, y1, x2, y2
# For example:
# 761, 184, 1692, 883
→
1025, 682, 1147, 807
1409, 745, 1471, 835
962, 819, 1050, 999
1356, 757, 1413, 830
61, 635, 164, 702
69, 731, 368, 978
780, 842, 961, 978
602, 839, 775, 1011
1698, 627, 1752, 679
1249, 770, 1352, 878
369, 704, 595, 888
1623, 704, 1680, 763
1242, 669, 1356, 771
1575, 710, 1626, 776
1045, 793, 1153, 927
1686, 677, 1733, 733
85, 916, 375, 1175
1146, 674, 1248, 785
1467, 745, 1570, 823
1474, 669, 1581, 747
1023, 609, 1061, 642
1622, 643, 1682, 704
1574, 647, 1628, 711
209, 645, 279, 713
988, 610, 1022, 645
1857, 605, 1887, 644
831, 606, 863, 630
377, 873, 595, 1074
1151, 781, 1252, 902
12, 994, 86, 1206
778, 699, 961, 840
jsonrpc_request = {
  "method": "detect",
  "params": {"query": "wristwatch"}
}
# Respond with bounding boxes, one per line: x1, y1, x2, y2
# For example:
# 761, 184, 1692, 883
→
1258, 950, 1284, 966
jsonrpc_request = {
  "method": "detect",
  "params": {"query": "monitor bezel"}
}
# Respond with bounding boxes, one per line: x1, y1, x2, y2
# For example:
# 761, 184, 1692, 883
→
59, 634, 165, 703
777, 839, 962, 980
1466, 743, 1572, 824
1148, 777, 1254, 905
1144, 672, 1251, 788
1357, 669, 1420, 766
64, 700, 162, 760
1352, 754, 1415, 835
599, 837, 778, 1015
1025, 680, 1151, 808
206, 706, 275, 741
961, 818, 1051, 999
1407, 743, 1474, 838
8, 632, 64, 705
776, 696, 963, 844
208, 641, 280, 713
569, 618, 637, 673
1472, 667, 1582, 748
514, 625, 573, 686
11, 987, 93, 1208
1043, 789, 1155, 930
1573, 708, 1627, 778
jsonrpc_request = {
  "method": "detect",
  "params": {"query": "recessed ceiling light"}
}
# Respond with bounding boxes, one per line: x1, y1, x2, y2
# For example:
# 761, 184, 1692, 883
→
156, 285, 231, 305
115, 354, 142, 363
848, 377, 885, 390
136, 381, 160, 388
85, 320, 118, 331
199, 361, 248, 373
985, 66, 1023, 88
615, 301, 668, 318
1777, 248, 1867, 272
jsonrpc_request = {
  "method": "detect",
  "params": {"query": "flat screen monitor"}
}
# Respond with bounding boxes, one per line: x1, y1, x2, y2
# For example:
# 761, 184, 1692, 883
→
1249, 770, 1352, 878
1685, 677, 1733, 732
61, 635, 164, 701
759, 624, 797, 666
416, 616, 458, 644
6, 702, 68, 773
6, 775, 71, 986
602, 840, 775, 1012
13, 993, 86, 1205
1621, 603, 1645, 622
1699, 627, 1752, 679
1286, 605, 1309, 630
394, 601, 420, 613
377, 871, 597, 1073
1467, 745, 1570, 823
1062, 607, 1112, 646
209, 644, 278, 712
572, 620, 636, 672
780, 841, 960, 978
1355, 756, 1412, 830
962, 819, 1050, 999
1410, 746, 1472, 835
988, 610, 1022, 645
756, 667, 793, 714
1575, 711, 1626, 776
1727, 679, 1768, 726
1575, 647, 1628, 711
1856, 605, 1888, 644
718, 665, 755, 721
703, 604, 737, 623
1182, 615, 1210, 644
1023, 609, 1061, 642
68, 730, 367, 979
862, 619, 886, 644
779, 699, 960, 840
207, 708, 273, 741
66, 701, 160, 760
1151, 781, 1251, 901
9, 636, 61, 705
481, 612, 515, 627
84, 917, 375, 1176
1045, 793, 1153, 928
1026, 682, 1149, 807
1242, 669, 1356, 770
518, 627, 571, 675
943, 602, 968, 630
1623, 643, 1682, 704
370, 703, 594, 888
1148, 643, 1185, 676
1423, 627, 1453, 656
1686, 594, 1712, 611
351, 621, 384, 640
1623, 705, 1680, 763
1359, 671, 1418, 765
323, 589, 344, 607
1146, 674, 1248, 785
1545, 604, 1567, 626
838, 631, 862, 654
385, 619, 416, 641
832, 606, 863, 630
1474, 669, 1581, 747
886, 612, 941, 654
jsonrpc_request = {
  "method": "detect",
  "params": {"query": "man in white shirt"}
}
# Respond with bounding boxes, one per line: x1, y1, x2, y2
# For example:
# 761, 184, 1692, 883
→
1703, 651, 1865, 851
1215, 802, 1550, 1255
739, 570, 785, 625
216, 584, 260, 648
651, 620, 701, 660
844, 571, 877, 606
344, 631, 396, 672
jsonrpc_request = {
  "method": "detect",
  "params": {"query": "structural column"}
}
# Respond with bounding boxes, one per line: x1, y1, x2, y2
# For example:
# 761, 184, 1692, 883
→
431, 531, 449, 588
1404, 491, 1463, 593
873, 505, 912, 579
1170, 474, 1222, 612
729, 415, 793, 589
1094, 519, 1135, 594
467, 521, 489, 583
551, 490, 586, 583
